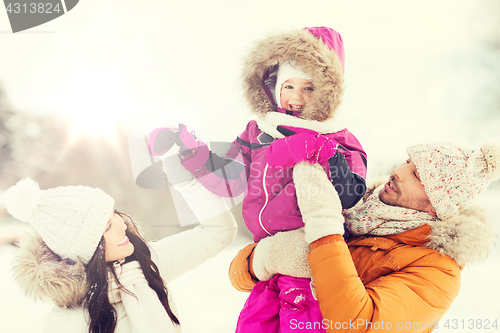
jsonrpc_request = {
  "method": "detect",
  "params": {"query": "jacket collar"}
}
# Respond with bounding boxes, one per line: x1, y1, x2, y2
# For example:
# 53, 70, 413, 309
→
255, 112, 347, 139
348, 225, 431, 249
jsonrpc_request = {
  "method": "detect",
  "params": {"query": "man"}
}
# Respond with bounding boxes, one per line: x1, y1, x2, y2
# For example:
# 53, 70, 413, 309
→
229, 142, 499, 332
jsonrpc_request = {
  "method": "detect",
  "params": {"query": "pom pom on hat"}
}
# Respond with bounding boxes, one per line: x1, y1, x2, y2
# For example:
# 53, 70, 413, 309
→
481, 143, 500, 181
5, 178, 41, 223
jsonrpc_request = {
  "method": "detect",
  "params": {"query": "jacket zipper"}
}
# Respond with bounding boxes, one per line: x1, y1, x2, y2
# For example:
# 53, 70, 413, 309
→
258, 163, 272, 236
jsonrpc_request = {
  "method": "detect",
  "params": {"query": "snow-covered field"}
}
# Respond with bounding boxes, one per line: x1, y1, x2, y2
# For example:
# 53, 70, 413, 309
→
1, 189, 499, 333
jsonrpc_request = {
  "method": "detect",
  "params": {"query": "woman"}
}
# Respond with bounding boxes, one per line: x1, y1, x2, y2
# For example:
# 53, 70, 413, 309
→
6, 154, 237, 333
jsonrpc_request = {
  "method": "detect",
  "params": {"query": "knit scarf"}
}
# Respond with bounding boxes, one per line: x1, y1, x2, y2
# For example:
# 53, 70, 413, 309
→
344, 185, 437, 236
108, 261, 178, 333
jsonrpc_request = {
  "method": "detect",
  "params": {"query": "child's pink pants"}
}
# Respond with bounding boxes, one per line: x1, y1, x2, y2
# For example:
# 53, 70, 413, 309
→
236, 274, 326, 333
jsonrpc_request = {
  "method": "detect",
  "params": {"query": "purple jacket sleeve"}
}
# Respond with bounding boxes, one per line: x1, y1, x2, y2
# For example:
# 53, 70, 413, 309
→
328, 129, 368, 209
180, 123, 253, 198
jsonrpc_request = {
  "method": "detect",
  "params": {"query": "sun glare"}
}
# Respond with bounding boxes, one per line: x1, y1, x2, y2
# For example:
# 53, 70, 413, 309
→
69, 107, 119, 139
56, 70, 129, 141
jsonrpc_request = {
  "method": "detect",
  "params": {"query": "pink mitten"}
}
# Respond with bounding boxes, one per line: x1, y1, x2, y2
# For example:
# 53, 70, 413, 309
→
176, 124, 199, 156
266, 126, 338, 168
148, 124, 209, 171
148, 126, 178, 156
148, 124, 199, 156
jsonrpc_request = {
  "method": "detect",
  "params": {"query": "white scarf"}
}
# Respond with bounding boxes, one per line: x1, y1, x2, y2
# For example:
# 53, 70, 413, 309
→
255, 112, 347, 138
344, 185, 438, 236
108, 261, 178, 333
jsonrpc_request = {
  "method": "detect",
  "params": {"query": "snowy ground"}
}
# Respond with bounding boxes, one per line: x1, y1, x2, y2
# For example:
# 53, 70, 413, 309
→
1, 190, 499, 333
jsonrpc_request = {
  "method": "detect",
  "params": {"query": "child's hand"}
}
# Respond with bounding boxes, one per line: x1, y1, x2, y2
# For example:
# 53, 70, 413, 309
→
148, 124, 198, 156
148, 126, 179, 156
266, 126, 338, 168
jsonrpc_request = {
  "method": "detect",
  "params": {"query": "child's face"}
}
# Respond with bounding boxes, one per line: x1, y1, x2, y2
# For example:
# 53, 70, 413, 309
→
280, 78, 313, 112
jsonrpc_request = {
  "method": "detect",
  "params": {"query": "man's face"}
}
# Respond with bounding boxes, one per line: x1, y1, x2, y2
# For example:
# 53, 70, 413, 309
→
379, 157, 436, 215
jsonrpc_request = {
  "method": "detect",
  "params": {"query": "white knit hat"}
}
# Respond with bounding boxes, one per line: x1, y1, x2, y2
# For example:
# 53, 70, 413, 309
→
408, 142, 500, 220
275, 60, 312, 108
5, 178, 115, 264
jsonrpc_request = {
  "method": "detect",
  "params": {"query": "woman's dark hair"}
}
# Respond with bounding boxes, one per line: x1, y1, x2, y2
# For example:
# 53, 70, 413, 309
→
84, 210, 179, 333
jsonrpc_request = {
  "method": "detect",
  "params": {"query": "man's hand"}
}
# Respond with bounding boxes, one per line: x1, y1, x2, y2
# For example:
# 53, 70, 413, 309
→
294, 162, 345, 243
252, 228, 311, 281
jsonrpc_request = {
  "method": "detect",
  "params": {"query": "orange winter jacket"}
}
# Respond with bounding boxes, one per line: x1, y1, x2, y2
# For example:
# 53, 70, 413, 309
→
307, 226, 461, 332
230, 224, 464, 333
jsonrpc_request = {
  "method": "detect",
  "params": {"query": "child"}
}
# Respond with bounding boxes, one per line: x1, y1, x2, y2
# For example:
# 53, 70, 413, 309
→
148, 27, 367, 332
6, 156, 237, 333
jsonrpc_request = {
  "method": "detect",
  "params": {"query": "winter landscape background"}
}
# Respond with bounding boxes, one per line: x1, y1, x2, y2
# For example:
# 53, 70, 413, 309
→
0, 0, 499, 332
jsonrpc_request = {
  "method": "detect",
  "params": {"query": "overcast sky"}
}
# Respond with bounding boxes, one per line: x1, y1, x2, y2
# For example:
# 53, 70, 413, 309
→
0, 0, 498, 176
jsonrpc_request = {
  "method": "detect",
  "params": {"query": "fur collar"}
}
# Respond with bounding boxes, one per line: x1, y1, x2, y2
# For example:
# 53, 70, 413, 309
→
13, 231, 87, 308
363, 177, 496, 266
242, 28, 344, 122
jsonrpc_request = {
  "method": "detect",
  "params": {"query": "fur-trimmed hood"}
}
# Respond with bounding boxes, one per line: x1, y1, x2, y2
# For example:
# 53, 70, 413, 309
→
13, 231, 87, 308
363, 177, 496, 266
242, 27, 345, 122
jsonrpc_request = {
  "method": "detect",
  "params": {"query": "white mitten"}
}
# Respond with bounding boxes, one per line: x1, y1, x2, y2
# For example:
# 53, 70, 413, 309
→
252, 228, 311, 281
293, 162, 345, 244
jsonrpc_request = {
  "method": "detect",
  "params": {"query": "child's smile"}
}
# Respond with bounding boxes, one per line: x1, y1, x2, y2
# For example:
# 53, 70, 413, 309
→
289, 104, 304, 111
280, 78, 313, 113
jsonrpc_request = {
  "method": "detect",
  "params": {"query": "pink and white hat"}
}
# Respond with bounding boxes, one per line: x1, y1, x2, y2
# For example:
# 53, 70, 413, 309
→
407, 142, 500, 220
